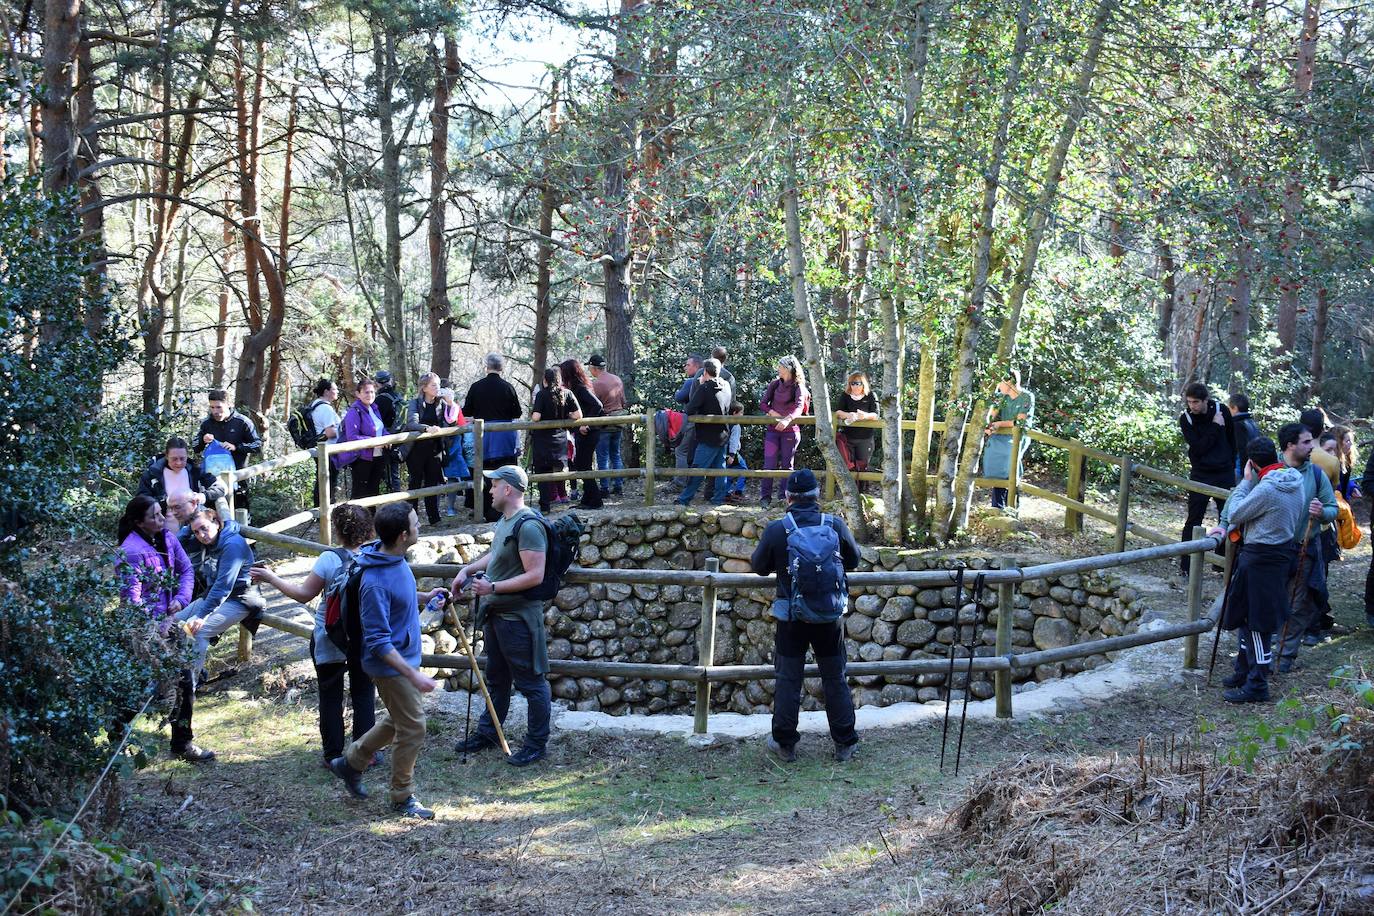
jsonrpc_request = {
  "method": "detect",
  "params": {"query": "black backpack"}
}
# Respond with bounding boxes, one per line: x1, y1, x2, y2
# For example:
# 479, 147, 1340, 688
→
377, 388, 404, 433
324, 555, 366, 657
289, 398, 324, 449
506, 511, 584, 601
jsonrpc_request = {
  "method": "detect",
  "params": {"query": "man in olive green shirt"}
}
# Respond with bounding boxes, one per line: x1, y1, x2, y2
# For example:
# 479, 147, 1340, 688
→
452, 465, 551, 767
984, 370, 1035, 509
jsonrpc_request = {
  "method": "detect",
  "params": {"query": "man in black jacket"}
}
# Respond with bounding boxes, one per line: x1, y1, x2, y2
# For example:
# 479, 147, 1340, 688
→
195, 389, 262, 513
750, 469, 861, 763
1178, 382, 1236, 575
676, 359, 732, 506
1226, 393, 1260, 483
463, 353, 523, 522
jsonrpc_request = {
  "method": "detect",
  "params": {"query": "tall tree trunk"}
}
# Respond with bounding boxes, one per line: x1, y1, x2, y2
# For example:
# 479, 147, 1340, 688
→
40, 0, 79, 196
427, 35, 458, 380
600, 0, 645, 398
828, 224, 850, 365
374, 23, 408, 381
933, 0, 1032, 541
1228, 201, 1254, 390
532, 72, 560, 389
1307, 284, 1329, 399
162, 222, 191, 414
1156, 236, 1177, 343
949, 0, 1116, 533
212, 196, 234, 389
75, 32, 106, 336
1275, 0, 1322, 355
910, 323, 938, 530
783, 134, 869, 542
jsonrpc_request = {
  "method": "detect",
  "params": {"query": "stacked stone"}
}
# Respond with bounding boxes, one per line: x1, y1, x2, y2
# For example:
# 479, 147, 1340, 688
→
408, 507, 1142, 717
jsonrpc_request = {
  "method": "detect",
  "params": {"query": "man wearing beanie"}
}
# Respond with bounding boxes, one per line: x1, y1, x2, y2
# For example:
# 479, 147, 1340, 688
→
749, 468, 861, 762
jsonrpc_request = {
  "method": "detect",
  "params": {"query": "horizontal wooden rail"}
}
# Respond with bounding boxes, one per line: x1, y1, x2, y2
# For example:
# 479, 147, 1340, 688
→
325, 423, 472, 458
232, 447, 318, 482
1133, 463, 1232, 499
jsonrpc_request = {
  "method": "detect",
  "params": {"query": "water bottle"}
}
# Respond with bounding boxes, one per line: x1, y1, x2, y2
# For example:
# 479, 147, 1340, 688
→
425, 592, 447, 615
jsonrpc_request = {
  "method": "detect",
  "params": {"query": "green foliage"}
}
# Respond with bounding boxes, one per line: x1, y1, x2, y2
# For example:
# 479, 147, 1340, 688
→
0, 809, 219, 914
1219, 666, 1373, 773
0, 559, 181, 815
0, 178, 133, 558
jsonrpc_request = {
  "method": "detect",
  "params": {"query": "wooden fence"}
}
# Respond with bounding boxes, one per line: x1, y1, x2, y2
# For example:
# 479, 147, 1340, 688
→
222, 413, 1229, 567
240, 522, 1231, 732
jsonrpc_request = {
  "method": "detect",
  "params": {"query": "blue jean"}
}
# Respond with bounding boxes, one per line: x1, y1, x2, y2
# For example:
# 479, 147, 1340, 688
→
478, 615, 551, 753
176, 596, 252, 686
724, 454, 749, 494
596, 425, 625, 493
678, 442, 727, 504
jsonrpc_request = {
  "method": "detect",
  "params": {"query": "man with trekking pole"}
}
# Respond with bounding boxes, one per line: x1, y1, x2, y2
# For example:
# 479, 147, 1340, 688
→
451, 466, 554, 767
1209, 437, 1307, 703
1270, 422, 1338, 674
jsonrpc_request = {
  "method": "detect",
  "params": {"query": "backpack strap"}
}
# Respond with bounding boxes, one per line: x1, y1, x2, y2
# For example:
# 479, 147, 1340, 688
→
783, 514, 797, 534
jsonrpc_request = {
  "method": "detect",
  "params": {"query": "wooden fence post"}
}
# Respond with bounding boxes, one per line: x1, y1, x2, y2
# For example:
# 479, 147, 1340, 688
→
217, 470, 235, 520
693, 557, 720, 735
471, 418, 485, 524
235, 506, 254, 661
316, 444, 332, 546
1114, 458, 1132, 554
1184, 525, 1204, 669
643, 412, 656, 507
1007, 425, 1023, 509
995, 574, 1016, 719
1064, 440, 1086, 534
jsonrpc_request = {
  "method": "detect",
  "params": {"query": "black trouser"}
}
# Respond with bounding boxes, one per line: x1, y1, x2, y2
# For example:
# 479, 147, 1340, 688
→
573, 429, 601, 508
406, 446, 445, 524
772, 618, 858, 750
844, 435, 875, 494
313, 462, 340, 508
350, 457, 384, 501
314, 645, 376, 761
385, 450, 403, 493
1232, 628, 1273, 697
531, 442, 565, 514
466, 455, 515, 522
171, 668, 195, 751
1366, 551, 1374, 620
1181, 472, 1231, 574
478, 616, 552, 753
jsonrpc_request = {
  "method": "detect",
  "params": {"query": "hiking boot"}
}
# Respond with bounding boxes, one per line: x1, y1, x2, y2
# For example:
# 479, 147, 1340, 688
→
392, 795, 435, 820
174, 743, 216, 764
1326, 623, 1351, 637
455, 734, 497, 755
1301, 633, 1321, 647
766, 736, 797, 763
328, 756, 368, 800
1220, 672, 1246, 689
507, 746, 546, 768
834, 741, 859, 763
1223, 687, 1270, 704
1277, 658, 1296, 675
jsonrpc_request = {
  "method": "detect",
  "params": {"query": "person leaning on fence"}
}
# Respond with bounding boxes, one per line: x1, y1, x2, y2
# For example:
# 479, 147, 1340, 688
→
672, 354, 704, 489
750, 468, 861, 763
722, 401, 749, 503
983, 370, 1035, 510
529, 368, 581, 514
251, 504, 378, 769
1270, 422, 1338, 674
195, 389, 262, 514
402, 372, 453, 527
116, 495, 212, 763
835, 370, 879, 494
463, 352, 523, 522
307, 378, 343, 507
452, 465, 553, 768
333, 378, 391, 502
588, 355, 627, 497
176, 508, 265, 685
328, 502, 446, 819
677, 358, 732, 507
759, 356, 809, 507
1209, 437, 1306, 704
1177, 382, 1236, 576
561, 358, 605, 510
440, 387, 471, 518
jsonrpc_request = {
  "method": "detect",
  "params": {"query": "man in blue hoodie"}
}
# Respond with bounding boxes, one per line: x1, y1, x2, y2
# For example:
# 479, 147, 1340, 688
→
329, 502, 446, 819
176, 509, 263, 683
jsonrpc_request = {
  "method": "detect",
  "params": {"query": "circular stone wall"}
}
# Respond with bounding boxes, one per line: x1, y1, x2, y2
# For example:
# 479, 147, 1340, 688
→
405, 507, 1143, 717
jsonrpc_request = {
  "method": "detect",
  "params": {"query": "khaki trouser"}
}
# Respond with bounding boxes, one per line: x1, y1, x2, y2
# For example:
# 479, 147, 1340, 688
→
346, 674, 425, 805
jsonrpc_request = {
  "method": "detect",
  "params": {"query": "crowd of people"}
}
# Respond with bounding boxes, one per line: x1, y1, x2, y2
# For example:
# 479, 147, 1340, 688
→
1178, 384, 1372, 704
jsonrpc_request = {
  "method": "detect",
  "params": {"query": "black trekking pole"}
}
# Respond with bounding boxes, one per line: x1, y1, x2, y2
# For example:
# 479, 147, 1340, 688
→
1205, 537, 1239, 686
461, 590, 478, 763
939, 566, 965, 774
953, 573, 986, 777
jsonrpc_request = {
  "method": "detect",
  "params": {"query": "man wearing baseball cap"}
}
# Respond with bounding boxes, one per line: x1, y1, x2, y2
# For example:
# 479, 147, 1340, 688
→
451, 465, 552, 766
750, 468, 861, 763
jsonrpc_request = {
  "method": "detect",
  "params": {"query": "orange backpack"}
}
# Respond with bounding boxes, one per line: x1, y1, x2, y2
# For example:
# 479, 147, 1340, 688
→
1334, 491, 1362, 550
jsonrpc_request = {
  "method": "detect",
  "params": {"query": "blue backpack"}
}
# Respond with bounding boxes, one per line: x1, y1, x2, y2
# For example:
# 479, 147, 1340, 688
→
783, 513, 848, 623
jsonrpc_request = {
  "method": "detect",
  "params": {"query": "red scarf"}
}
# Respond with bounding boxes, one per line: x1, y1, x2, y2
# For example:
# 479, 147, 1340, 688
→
1256, 462, 1285, 479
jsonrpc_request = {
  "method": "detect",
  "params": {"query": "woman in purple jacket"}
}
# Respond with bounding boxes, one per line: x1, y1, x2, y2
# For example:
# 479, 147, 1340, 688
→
759, 356, 809, 505
333, 378, 389, 501
116, 495, 215, 762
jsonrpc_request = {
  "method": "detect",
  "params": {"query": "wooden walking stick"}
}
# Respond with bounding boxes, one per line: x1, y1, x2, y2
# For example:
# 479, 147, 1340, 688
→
954, 573, 986, 777
1272, 516, 1315, 675
939, 566, 965, 774
448, 591, 512, 756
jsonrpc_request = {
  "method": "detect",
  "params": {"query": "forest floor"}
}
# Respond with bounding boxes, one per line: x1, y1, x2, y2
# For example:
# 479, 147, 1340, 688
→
120, 484, 1374, 914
